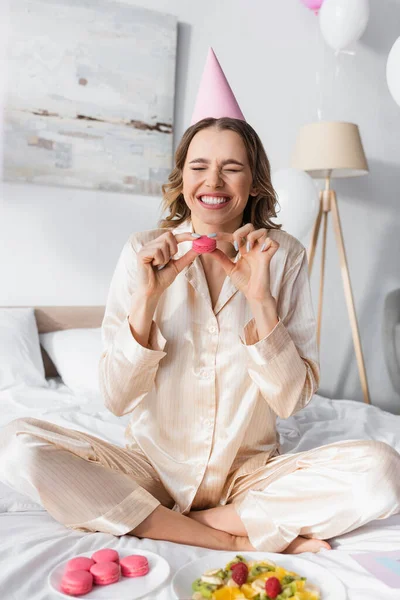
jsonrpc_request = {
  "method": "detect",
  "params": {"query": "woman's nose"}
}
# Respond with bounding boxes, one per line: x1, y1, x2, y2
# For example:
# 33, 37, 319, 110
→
206, 170, 223, 187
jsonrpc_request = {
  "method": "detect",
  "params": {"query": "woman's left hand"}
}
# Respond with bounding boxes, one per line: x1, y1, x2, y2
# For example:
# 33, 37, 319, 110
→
208, 224, 280, 303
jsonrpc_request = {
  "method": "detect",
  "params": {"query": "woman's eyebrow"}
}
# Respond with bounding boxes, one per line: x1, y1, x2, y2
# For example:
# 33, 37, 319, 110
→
189, 158, 245, 166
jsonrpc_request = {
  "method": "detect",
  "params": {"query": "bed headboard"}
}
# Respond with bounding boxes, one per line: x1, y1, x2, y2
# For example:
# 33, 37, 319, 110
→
34, 306, 105, 333
12, 306, 105, 378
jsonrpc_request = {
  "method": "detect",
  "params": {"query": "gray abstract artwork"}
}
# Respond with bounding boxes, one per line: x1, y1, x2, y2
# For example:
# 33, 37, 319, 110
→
4, 0, 177, 195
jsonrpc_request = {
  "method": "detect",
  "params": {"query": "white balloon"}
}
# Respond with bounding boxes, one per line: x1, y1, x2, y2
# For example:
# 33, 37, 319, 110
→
271, 168, 319, 243
319, 0, 370, 51
387, 36, 400, 108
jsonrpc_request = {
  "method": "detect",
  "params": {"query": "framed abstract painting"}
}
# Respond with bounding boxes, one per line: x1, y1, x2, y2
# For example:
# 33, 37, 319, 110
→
3, 0, 177, 195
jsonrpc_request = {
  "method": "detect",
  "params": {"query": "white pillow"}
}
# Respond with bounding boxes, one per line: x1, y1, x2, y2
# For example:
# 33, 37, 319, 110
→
0, 307, 47, 390
0, 481, 44, 513
39, 328, 103, 396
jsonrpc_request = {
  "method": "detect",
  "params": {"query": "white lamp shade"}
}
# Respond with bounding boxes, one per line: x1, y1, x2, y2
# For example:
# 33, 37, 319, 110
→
291, 121, 369, 179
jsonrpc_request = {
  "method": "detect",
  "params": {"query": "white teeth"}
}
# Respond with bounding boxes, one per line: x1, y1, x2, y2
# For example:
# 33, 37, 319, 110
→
200, 196, 230, 205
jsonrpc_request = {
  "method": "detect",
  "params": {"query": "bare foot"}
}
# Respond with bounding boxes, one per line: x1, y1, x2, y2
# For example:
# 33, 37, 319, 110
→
283, 536, 332, 554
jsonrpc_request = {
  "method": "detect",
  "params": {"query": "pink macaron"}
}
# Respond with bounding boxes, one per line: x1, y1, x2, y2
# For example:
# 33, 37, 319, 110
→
65, 557, 95, 573
91, 548, 120, 565
120, 554, 149, 578
61, 570, 93, 596
192, 236, 217, 254
90, 561, 120, 585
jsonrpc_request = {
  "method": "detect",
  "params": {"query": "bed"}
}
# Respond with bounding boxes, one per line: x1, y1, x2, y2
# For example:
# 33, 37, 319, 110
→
0, 306, 399, 600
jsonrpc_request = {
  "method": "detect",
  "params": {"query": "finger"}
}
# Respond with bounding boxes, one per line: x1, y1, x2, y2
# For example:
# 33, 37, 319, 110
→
158, 231, 222, 269
152, 246, 170, 267
175, 232, 203, 244
233, 224, 255, 252
140, 242, 170, 266
201, 225, 254, 253
167, 248, 199, 275
257, 238, 280, 264
163, 231, 179, 261
260, 238, 280, 258
202, 230, 246, 253
207, 248, 235, 275
246, 228, 268, 251
259, 237, 273, 253
153, 232, 198, 268
234, 223, 255, 238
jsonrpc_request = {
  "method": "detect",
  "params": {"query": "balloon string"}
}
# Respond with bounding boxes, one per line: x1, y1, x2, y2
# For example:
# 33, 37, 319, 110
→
333, 46, 356, 112
316, 18, 324, 121
334, 50, 341, 111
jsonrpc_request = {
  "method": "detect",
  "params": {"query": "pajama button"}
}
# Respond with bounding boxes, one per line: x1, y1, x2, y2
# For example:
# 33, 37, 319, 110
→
209, 326, 217, 334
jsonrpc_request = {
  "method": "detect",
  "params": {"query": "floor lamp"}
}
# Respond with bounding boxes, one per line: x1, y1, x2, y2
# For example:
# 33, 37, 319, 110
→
291, 121, 371, 405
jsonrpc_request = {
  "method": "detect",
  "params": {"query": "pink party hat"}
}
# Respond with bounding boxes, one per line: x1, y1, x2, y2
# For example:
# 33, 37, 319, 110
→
190, 47, 246, 125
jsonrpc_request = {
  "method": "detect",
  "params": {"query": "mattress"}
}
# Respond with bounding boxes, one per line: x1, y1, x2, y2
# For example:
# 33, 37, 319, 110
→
0, 380, 399, 600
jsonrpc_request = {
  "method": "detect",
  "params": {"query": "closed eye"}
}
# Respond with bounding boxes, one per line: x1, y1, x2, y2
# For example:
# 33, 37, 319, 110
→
191, 168, 240, 172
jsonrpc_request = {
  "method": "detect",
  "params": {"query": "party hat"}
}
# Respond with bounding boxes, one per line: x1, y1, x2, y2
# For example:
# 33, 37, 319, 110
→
190, 47, 246, 125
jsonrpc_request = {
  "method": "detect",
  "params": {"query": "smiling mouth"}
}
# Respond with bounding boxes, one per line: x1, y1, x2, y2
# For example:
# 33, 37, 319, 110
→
197, 196, 232, 208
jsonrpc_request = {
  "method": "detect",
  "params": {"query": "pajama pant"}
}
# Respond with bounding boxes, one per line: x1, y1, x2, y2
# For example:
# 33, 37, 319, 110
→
0, 417, 399, 552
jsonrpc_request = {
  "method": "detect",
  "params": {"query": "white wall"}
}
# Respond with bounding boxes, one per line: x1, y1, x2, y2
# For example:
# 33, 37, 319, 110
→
1, 0, 400, 412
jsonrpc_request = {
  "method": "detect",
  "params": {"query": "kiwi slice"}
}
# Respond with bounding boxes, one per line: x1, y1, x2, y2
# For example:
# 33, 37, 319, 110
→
198, 584, 217, 599
226, 554, 246, 570
192, 578, 203, 592
281, 575, 296, 586
216, 568, 228, 579
249, 564, 276, 577
277, 587, 294, 599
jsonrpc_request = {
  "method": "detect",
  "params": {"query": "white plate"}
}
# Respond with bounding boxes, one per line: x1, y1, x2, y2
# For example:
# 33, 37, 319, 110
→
171, 551, 347, 599
48, 549, 170, 599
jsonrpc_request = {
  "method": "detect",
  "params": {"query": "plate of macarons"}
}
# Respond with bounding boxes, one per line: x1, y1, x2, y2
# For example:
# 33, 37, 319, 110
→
48, 547, 170, 599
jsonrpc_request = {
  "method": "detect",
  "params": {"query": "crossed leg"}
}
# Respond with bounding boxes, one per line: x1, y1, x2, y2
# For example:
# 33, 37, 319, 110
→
0, 418, 253, 551
190, 439, 400, 553
188, 505, 331, 554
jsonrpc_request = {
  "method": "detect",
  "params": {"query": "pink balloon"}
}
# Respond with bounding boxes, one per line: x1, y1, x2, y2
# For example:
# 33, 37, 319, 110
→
300, 0, 324, 14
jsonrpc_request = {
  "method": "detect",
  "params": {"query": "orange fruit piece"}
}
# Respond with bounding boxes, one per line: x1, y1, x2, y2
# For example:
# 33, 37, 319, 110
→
212, 587, 245, 600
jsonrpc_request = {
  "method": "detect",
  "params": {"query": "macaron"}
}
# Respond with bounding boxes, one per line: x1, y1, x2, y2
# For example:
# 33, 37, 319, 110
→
91, 548, 120, 564
65, 557, 95, 573
60, 570, 93, 596
192, 236, 217, 254
90, 561, 120, 585
120, 554, 149, 578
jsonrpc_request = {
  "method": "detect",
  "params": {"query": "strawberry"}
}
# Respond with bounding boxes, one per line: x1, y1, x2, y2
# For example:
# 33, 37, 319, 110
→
265, 577, 282, 599
230, 562, 248, 586
231, 561, 246, 570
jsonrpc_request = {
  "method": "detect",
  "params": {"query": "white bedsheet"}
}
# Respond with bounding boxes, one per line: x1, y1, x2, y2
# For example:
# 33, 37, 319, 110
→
0, 381, 399, 600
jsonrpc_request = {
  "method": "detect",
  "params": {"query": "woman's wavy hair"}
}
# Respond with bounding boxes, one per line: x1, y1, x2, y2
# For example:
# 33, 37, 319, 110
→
158, 117, 282, 231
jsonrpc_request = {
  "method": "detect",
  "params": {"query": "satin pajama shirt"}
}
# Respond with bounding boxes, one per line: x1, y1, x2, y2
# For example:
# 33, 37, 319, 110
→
1, 219, 399, 552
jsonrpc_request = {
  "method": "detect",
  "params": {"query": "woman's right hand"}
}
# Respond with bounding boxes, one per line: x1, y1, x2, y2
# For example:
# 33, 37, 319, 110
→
135, 231, 199, 299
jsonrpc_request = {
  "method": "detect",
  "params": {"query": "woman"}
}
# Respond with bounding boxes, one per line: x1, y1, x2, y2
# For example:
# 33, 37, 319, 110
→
1, 117, 399, 556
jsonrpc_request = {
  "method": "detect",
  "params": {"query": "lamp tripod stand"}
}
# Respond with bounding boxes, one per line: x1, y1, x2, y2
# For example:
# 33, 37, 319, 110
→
307, 176, 371, 405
